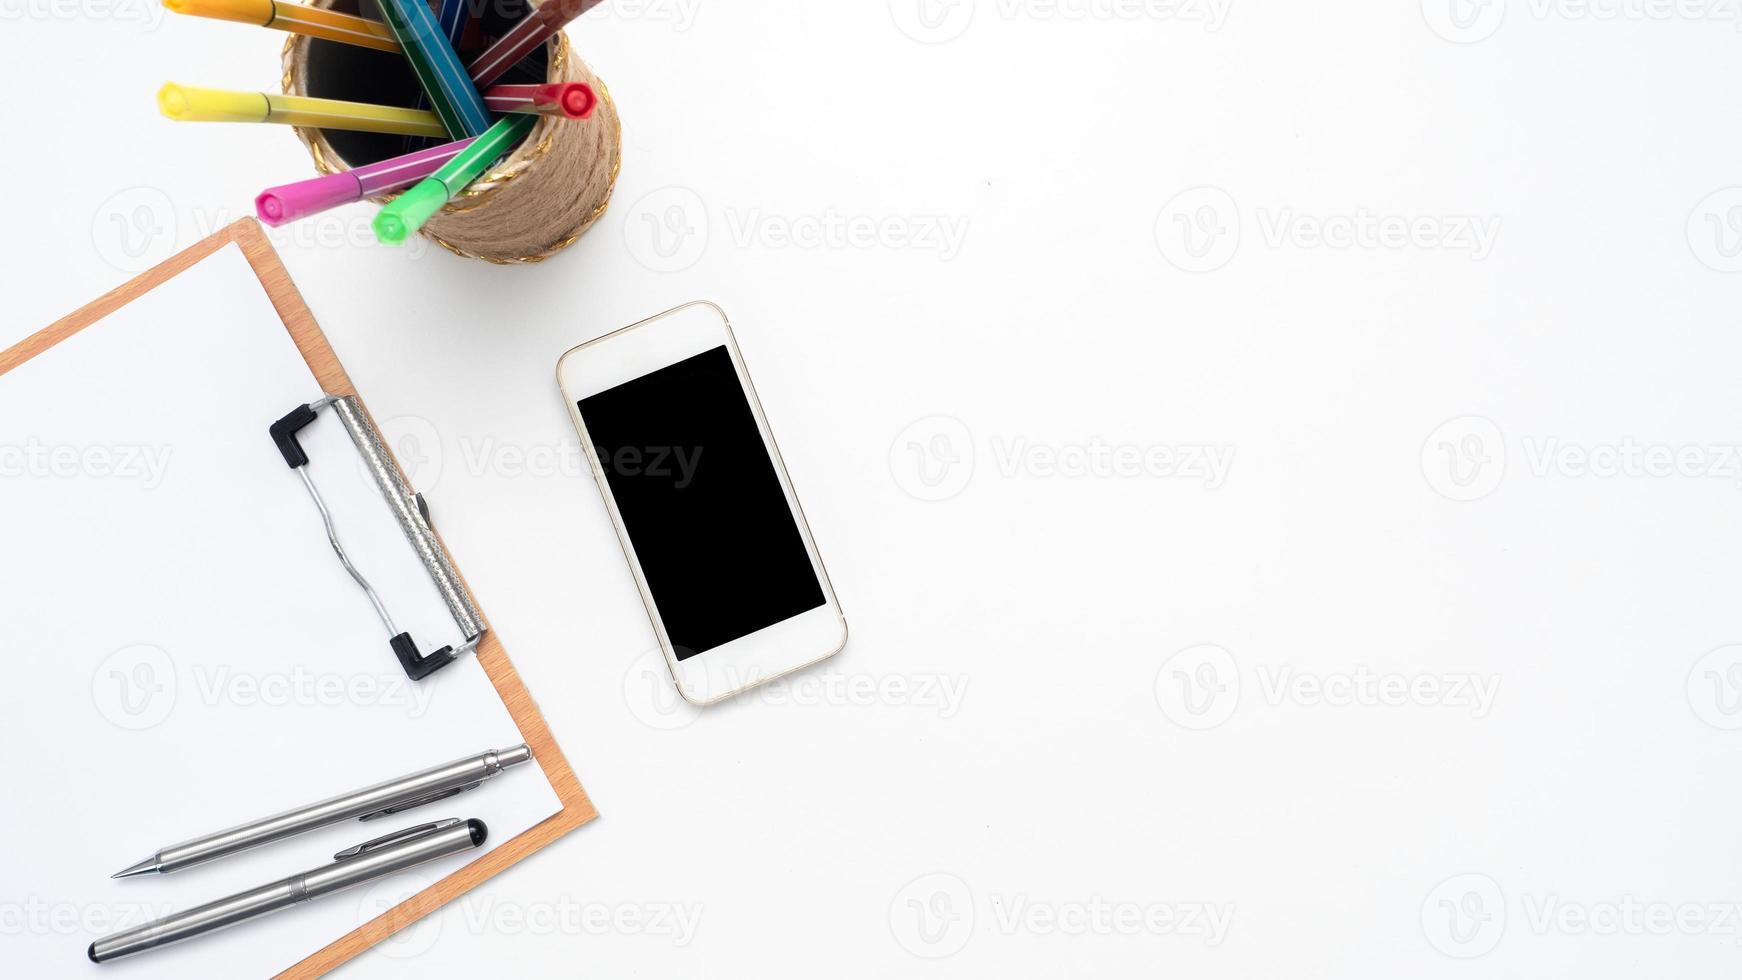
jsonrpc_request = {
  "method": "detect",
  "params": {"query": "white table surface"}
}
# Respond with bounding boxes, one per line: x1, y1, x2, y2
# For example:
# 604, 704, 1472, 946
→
7, 2, 1742, 976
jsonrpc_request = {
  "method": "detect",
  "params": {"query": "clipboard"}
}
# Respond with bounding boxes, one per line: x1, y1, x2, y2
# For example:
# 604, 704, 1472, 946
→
0, 219, 595, 978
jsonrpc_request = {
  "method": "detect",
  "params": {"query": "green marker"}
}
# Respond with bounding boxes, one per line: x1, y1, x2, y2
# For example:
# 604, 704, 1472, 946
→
374, 114, 535, 246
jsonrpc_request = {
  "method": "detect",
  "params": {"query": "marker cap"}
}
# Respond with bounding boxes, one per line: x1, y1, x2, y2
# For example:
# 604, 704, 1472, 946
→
162, 0, 276, 25
373, 179, 448, 245
256, 173, 361, 227
158, 83, 269, 123
557, 83, 595, 119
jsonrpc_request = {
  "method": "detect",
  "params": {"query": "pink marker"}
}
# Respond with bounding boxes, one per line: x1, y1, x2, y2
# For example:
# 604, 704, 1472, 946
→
255, 136, 479, 227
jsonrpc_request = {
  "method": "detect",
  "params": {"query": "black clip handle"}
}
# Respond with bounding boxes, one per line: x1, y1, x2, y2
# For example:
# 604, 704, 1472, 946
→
271, 404, 319, 469
392, 633, 457, 681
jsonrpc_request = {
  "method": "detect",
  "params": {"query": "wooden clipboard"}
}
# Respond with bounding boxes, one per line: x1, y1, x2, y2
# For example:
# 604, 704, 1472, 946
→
0, 218, 596, 978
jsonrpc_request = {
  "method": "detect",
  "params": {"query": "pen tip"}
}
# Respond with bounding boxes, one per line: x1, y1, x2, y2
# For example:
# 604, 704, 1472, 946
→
111, 857, 159, 879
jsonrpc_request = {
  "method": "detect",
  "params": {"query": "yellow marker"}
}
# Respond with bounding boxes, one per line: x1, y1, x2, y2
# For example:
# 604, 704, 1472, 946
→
158, 84, 447, 138
162, 0, 401, 54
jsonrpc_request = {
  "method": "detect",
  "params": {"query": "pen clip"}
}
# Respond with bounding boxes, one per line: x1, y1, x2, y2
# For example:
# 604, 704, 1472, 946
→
358, 781, 483, 822
334, 818, 461, 861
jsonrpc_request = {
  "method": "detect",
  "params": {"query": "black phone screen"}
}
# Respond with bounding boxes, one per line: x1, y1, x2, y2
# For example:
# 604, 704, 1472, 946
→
577, 345, 826, 659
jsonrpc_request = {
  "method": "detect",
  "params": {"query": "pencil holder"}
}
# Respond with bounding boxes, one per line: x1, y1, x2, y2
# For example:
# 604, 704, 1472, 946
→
281, 0, 620, 263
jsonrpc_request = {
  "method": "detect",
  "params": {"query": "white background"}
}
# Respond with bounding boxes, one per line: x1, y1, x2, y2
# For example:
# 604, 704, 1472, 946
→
5, 0, 1742, 976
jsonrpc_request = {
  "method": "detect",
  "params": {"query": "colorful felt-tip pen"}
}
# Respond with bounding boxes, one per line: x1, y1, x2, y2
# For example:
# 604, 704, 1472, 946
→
158, 84, 448, 137
163, 0, 400, 53
467, 0, 602, 89
481, 81, 594, 119
255, 136, 478, 226
374, 113, 534, 244
376, 0, 493, 138
435, 0, 470, 49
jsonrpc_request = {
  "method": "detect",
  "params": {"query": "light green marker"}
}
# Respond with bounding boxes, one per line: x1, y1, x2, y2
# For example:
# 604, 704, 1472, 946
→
374, 114, 536, 246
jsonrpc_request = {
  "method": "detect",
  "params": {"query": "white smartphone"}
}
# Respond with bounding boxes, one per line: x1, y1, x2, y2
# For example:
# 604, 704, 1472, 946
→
557, 302, 847, 705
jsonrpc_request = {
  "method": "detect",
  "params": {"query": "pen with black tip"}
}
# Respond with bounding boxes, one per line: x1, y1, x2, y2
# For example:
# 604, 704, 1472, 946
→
90, 818, 487, 963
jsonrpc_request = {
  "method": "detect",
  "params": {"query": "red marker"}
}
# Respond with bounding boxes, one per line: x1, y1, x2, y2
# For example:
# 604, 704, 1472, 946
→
468, 0, 602, 89
482, 81, 596, 119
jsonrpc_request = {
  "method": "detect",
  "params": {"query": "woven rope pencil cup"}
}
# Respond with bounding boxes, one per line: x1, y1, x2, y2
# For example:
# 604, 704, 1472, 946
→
280, 0, 620, 262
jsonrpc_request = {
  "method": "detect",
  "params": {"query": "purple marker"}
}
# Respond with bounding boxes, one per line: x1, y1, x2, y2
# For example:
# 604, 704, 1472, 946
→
255, 136, 479, 227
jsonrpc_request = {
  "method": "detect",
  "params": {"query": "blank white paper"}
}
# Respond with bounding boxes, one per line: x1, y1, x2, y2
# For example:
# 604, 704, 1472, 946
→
0, 243, 563, 977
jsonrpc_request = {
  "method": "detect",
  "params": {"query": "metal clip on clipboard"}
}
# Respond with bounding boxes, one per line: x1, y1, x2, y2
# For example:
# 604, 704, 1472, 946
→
270, 395, 484, 680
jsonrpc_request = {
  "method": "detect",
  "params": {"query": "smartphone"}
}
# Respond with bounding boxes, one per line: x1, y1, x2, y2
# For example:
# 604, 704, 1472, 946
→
557, 302, 847, 705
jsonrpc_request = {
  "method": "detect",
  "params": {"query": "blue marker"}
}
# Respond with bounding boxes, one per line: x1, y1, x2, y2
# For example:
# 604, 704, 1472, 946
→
376, 0, 493, 138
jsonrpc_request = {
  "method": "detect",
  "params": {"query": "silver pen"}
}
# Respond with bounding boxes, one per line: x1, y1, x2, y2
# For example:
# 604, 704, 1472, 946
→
89, 817, 487, 963
112, 744, 531, 877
